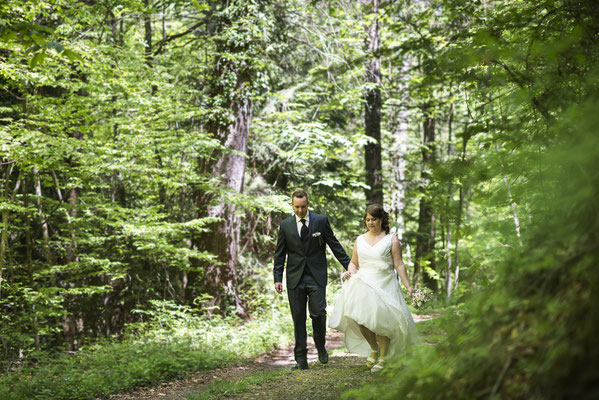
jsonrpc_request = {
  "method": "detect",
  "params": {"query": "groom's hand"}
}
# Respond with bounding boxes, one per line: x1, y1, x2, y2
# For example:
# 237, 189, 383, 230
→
275, 282, 283, 294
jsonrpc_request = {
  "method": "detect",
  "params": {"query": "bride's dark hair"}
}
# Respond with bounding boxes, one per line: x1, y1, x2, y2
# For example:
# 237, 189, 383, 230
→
363, 204, 390, 234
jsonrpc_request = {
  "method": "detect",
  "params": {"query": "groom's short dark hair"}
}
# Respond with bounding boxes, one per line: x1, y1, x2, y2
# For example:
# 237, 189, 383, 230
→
292, 190, 309, 201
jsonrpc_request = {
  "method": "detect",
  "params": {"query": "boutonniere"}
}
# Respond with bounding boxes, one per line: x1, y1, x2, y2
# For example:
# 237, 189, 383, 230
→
312, 232, 324, 246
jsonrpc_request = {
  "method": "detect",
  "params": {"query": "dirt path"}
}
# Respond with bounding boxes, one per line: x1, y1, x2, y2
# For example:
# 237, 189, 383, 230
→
106, 315, 434, 400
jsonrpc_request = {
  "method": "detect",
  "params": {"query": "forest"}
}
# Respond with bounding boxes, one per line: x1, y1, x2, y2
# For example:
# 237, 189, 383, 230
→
1, 0, 598, 399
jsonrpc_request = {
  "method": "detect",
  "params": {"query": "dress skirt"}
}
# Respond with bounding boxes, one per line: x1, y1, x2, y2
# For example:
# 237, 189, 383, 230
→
329, 236, 419, 358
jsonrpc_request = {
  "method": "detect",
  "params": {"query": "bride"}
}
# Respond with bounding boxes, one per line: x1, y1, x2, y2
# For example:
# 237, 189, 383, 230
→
329, 204, 419, 372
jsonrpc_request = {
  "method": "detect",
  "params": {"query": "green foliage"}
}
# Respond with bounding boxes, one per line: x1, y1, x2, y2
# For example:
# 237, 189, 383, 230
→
0, 0, 280, 360
344, 1, 599, 399
2, 0, 598, 399
0, 302, 294, 400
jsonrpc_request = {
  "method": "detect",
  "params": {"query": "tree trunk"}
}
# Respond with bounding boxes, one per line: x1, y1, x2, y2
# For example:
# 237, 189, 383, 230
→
33, 167, 52, 267
67, 187, 79, 263
0, 166, 11, 295
0, 166, 21, 299
389, 55, 411, 239
199, 97, 250, 319
363, 0, 383, 206
495, 143, 522, 244
22, 179, 40, 350
445, 104, 454, 298
143, 0, 153, 66
414, 109, 436, 292
193, 1, 268, 320
453, 122, 469, 294
445, 222, 452, 298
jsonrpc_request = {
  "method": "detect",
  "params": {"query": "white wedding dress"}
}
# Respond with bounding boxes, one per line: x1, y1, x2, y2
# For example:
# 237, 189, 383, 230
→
329, 233, 419, 358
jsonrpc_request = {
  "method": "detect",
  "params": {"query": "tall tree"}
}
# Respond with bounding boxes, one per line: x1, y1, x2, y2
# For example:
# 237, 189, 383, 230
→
414, 104, 437, 292
363, 0, 383, 205
196, 0, 273, 319
389, 57, 411, 239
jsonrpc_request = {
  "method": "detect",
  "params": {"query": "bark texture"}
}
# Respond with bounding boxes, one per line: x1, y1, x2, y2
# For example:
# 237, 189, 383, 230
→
194, 1, 266, 319
414, 111, 437, 292
363, 0, 383, 206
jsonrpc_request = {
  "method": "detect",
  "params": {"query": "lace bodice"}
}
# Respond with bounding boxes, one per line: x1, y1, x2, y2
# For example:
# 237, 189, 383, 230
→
357, 233, 393, 272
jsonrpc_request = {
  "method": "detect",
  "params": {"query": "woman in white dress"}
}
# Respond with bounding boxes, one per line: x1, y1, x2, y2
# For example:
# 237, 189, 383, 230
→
329, 204, 419, 372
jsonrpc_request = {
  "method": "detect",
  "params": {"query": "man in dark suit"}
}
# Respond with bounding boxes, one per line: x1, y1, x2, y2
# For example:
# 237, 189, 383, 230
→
273, 190, 350, 369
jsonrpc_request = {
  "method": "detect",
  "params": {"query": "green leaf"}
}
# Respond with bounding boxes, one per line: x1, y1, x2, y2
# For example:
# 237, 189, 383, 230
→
30, 32, 46, 46
25, 44, 41, 54
62, 49, 84, 62
0, 28, 17, 43
45, 41, 64, 53
29, 52, 46, 68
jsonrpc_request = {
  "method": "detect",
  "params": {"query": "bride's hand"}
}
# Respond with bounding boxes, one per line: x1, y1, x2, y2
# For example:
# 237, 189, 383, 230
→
407, 287, 414, 298
342, 271, 352, 280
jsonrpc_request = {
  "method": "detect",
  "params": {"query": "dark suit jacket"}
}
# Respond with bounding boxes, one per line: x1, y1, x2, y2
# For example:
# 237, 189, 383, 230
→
273, 212, 350, 289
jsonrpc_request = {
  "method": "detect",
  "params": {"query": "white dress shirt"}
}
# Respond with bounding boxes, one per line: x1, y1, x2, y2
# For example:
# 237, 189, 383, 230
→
295, 212, 310, 237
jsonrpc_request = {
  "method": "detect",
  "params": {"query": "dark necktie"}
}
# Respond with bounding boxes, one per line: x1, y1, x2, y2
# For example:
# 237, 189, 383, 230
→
300, 218, 309, 241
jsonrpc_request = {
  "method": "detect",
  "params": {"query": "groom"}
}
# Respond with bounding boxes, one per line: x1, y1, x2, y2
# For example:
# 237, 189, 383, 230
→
273, 190, 350, 369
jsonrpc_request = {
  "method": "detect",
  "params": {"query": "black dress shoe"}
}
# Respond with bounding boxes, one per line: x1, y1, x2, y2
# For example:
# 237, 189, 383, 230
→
318, 350, 329, 364
292, 361, 309, 370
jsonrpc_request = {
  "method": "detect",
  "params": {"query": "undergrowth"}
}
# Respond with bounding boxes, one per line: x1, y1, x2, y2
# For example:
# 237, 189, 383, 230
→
0, 301, 294, 400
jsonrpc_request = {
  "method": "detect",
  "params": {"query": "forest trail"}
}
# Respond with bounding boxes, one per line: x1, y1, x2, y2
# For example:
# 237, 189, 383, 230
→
106, 315, 434, 400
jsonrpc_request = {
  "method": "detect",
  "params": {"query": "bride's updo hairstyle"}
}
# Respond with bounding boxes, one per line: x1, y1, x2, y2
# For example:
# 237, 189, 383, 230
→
363, 204, 390, 234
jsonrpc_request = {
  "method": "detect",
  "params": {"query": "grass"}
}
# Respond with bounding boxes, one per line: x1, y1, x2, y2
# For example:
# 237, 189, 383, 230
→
414, 316, 450, 345
0, 288, 452, 400
186, 356, 386, 400
184, 313, 451, 400
0, 304, 294, 400
186, 369, 295, 400
1, 339, 234, 400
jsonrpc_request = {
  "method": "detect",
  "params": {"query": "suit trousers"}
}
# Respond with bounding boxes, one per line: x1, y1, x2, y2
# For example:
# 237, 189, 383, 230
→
287, 271, 327, 363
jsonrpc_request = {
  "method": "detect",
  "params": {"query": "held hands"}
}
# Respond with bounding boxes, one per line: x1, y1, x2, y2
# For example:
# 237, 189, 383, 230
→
344, 262, 358, 281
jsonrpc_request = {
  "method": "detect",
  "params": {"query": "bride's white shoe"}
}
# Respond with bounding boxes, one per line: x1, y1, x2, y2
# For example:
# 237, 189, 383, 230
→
371, 358, 385, 373
366, 349, 379, 368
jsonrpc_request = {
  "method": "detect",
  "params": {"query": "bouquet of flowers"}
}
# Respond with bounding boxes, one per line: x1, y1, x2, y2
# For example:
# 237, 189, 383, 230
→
410, 287, 433, 309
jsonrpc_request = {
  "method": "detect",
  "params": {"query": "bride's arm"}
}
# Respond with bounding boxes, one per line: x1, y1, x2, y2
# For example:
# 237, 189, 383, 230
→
391, 234, 413, 296
343, 239, 359, 279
